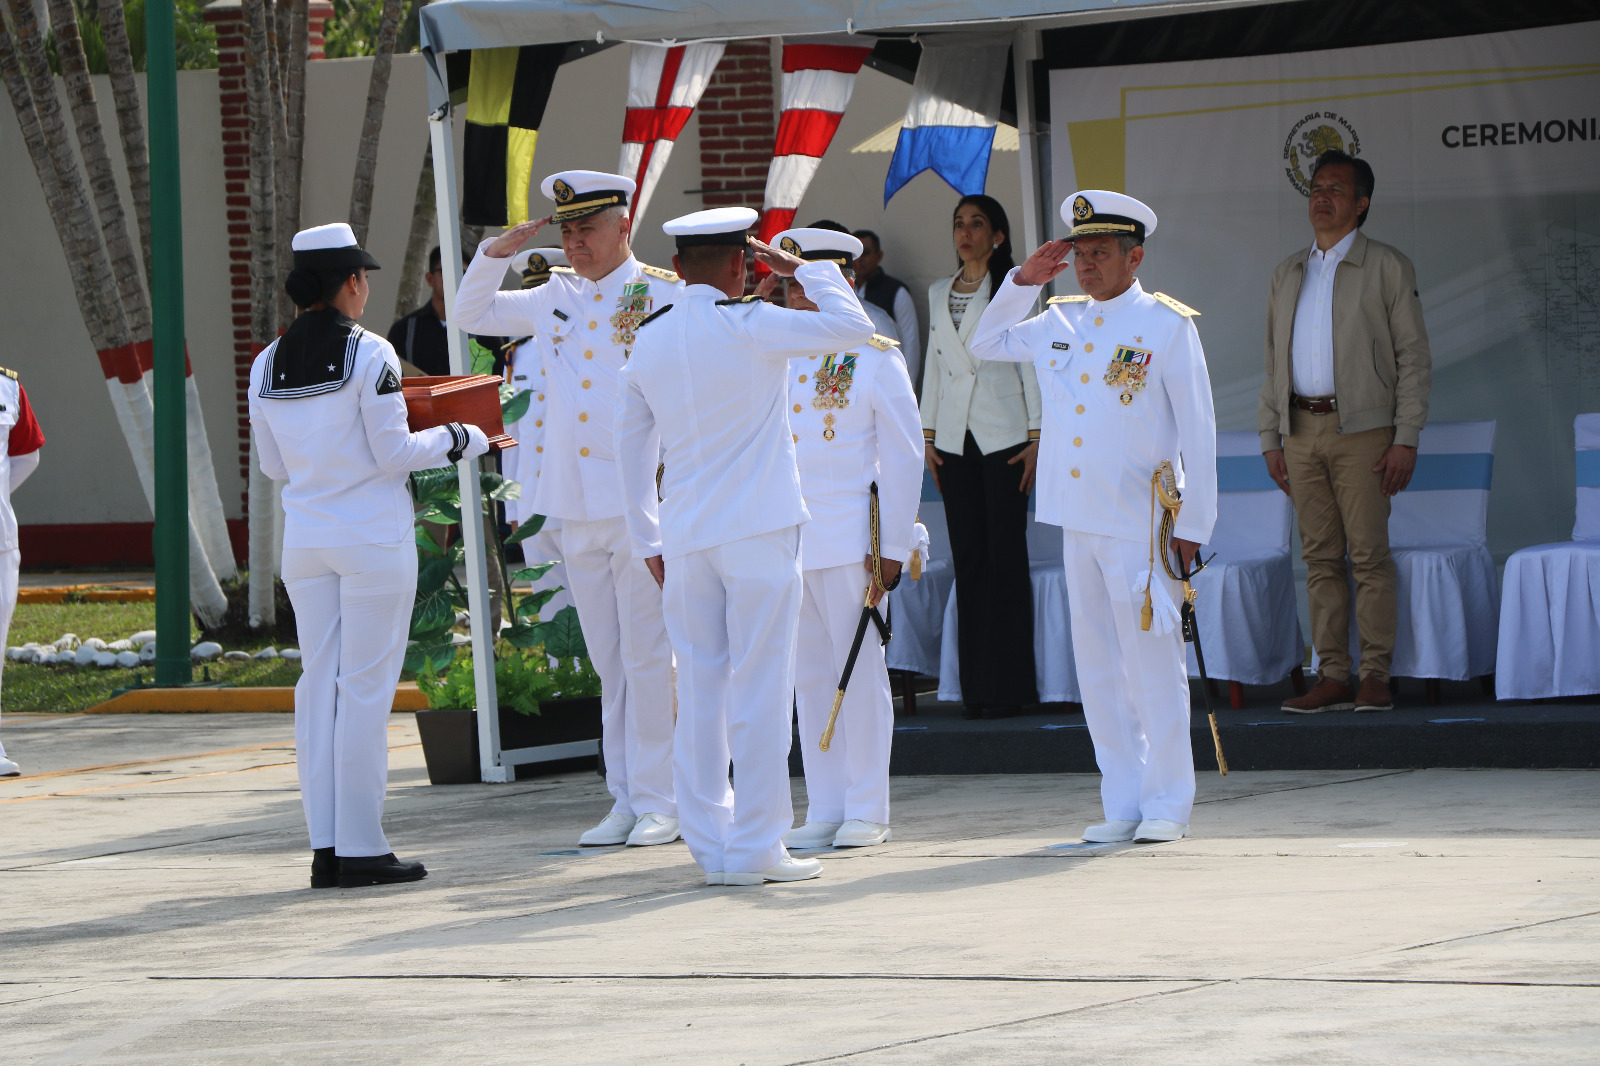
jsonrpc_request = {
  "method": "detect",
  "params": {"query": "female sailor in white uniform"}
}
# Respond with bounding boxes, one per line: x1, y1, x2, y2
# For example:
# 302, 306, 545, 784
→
249, 223, 489, 888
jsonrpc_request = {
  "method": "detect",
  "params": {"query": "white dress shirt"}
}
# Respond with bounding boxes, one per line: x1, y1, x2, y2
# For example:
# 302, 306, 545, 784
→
787, 338, 924, 569
453, 243, 683, 523
616, 261, 875, 561
1289, 228, 1357, 398
969, 272, 1217, 545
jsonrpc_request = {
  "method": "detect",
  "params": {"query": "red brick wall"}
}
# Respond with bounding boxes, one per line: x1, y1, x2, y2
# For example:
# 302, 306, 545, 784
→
204, 0, 333, 509
697, 40, 775, 211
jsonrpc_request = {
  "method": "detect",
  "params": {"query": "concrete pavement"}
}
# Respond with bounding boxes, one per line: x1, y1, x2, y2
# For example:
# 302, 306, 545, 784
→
2, 712, 1596, 1063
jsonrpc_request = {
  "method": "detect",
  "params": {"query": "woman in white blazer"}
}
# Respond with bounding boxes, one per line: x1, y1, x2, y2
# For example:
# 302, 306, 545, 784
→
920, 195, 1041, 718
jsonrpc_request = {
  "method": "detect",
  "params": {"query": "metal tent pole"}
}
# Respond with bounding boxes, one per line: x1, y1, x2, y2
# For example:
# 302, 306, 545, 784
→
1011, 27, 1046, 259
147, 0, 192, 686
428, 104, 507, 782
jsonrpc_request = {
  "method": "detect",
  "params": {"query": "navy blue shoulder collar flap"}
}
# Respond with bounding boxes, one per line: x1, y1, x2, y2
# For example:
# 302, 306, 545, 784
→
260, 308, 363, 399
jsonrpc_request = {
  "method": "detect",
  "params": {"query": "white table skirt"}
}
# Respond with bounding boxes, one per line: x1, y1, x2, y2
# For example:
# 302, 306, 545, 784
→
1185, 548, 1303, 686
884, 559, 955, 677
1495, 541, 1600, 700
937, 565, 1081, 704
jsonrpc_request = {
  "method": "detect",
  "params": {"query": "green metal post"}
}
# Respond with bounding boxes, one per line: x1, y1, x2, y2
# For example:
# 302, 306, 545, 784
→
147, 0, 191, 685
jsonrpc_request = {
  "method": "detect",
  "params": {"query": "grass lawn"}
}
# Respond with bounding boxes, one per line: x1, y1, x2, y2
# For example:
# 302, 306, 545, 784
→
5, 600, 302, 713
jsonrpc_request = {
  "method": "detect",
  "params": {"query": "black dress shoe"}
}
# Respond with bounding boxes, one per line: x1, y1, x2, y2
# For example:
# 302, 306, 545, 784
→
310, 847, 338, 889
338, 853, 428, 888
961, 704, 984, 720
981, 704, 1024, 720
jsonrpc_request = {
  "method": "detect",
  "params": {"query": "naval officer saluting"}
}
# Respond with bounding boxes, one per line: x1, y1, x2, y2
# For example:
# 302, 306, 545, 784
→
454, 171, 683, 849
970, 192, 1217, 843
766, 228, 924, 852
249, 223, 491, 888
616, 208, 876, 885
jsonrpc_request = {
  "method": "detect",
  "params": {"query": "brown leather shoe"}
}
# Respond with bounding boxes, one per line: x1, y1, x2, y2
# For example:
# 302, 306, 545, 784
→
1281, 676, 1354, 714
1353, 676, 1393, 713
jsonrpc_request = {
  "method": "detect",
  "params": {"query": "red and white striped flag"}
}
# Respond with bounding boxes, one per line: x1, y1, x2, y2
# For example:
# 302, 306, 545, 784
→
618, 42, 725, 228
756, 41, 874, 258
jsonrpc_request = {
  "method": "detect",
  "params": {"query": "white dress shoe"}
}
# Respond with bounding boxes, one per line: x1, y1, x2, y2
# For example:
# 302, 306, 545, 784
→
1082, 820, 1140, 842
782, 821, 842, 850
0, 756, 19, 777
723, 855, 823, 886
832, 820, 891, 847
578, 811, 635, 846
704, 870, 724, 886
1134, 819, 1188, 842
626, 813, 681, 846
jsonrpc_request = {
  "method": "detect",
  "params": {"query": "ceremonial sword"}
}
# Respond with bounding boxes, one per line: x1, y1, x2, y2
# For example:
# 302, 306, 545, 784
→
820, 482, 897, 752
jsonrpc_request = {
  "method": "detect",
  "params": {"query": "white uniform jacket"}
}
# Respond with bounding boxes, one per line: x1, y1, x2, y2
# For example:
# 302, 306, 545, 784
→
454, 243, 683, 523
616, 261, 876, 561
499, 335, 553, 527
969, 271, 1218, 545
249, 329, 463, 548
788, 337, 924, 569
920, 273, 1042, 455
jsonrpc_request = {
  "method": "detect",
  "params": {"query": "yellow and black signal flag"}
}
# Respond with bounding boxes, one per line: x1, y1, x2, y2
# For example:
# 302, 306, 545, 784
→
461, 43, 563, 227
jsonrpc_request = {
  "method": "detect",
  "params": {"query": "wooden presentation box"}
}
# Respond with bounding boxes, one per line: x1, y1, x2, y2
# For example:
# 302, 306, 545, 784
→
402, 374, 516, 451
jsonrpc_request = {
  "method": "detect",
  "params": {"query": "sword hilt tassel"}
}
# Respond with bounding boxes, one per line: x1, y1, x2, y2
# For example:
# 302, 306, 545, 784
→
820, 689, 845, 752
1140, 585, 1153, 632
1209, 712, 1229, 776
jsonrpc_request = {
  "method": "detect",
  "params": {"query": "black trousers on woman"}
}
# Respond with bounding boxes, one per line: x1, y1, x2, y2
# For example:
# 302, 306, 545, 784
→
937, 432, 1038, 709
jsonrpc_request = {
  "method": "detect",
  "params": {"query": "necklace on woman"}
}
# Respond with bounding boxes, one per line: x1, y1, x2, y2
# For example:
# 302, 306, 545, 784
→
952, 267, 986, 292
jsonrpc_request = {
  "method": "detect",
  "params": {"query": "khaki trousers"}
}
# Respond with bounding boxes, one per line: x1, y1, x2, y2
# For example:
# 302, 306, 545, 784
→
1283, 409, 1396, 684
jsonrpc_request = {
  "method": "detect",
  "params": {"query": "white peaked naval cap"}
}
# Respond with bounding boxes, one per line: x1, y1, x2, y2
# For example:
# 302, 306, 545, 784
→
290, 222, 380, 270
292, 222, 360, 251
772, 228, 865, 268
1061, 190, 1158, 241
662, 206, 759, 248
540, 170, 638, 222
511, 246, 569, 273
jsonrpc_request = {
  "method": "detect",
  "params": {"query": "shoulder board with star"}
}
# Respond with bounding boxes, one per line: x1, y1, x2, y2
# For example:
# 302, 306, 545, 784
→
865, 334, 897, 351
638, 304, 674, 329
715, 294, 764, 306
549, 265, 576, 275
640, 264, 680, 283
1152, 292, 1201, 317
0, 366, 17, 380
1046, 295, 1091, 305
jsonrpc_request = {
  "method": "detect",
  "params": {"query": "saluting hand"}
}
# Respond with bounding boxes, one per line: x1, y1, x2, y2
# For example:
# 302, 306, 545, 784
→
484, 216, 553, 259
750, 238, 805, 278
754, 272, 782, 301
1014, 239, 1076, 287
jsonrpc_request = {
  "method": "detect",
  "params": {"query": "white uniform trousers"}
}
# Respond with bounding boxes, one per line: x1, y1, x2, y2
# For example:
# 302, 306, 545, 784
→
521, 525, 573, 621
794, 563, 893, 825
665, 526, 802, 874
1061, 530, 1196, 825
282, 543, 416, 857
561, 515, 675, 819
0, 547, 18, 758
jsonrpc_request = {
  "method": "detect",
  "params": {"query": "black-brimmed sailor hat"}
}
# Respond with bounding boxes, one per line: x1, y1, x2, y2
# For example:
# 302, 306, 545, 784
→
540, 170, 637, 223
291, 222, 381, 271
662, 207, 758, 250
511, 246, 568, 288
772, 227, 865, 269
1061, 190, 1158, 242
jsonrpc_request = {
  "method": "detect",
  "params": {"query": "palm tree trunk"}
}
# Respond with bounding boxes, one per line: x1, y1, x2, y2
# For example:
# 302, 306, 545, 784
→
393, 139, 436, 323
96, 0, 151, 291
243, 0, 280, 627
346, 0, 403, 247
273, 0, 307, 334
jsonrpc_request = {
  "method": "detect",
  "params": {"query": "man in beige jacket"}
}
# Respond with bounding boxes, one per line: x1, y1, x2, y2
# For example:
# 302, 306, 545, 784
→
1258, 150, 1431, 714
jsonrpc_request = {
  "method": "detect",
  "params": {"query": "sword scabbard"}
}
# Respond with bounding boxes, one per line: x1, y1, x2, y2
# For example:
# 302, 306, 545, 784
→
820, 689, 845, 752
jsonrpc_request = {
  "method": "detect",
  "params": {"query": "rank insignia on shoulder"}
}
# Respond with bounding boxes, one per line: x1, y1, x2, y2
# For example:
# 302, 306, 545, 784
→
552, 308, 570, 321
640, 264, 680, 282
638, 304, 674, 329
375, 364, 402, 395
550, 265, 576, 274
866, 334, 895, 351
0, 366, 16, 380
1052, 341, 1070, 351
1047, 295, 1091, 305
1152, 292, 1200, 317
715, 294, 764, 306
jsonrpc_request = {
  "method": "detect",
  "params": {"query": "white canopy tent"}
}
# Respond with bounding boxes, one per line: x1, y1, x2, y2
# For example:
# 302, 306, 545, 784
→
412, 0, 1275, 781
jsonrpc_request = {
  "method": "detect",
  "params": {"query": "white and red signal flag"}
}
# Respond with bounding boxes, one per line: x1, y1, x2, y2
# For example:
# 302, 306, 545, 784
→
618, 41, 726, 229
756, 40, 875, 260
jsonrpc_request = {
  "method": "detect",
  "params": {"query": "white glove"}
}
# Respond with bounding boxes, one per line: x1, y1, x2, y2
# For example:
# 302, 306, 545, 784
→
909, 521, 931, 569
446, 422, 492, 463
1135, 569, 1181, 635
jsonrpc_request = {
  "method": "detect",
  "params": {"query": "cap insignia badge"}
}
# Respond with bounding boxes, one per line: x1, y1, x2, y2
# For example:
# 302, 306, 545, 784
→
527, 254, 547, 273
812, 353, 857, 410
1073, 195, 1093, 221
779, 236, 801, 256
552, 178, 575, 203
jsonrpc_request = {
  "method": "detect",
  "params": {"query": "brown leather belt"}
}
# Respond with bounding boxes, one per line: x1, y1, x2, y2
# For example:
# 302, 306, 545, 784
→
1293, 395, 1338, 414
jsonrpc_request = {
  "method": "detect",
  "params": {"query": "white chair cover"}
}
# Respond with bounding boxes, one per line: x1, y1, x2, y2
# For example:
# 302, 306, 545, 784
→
885, 498, 953, 677
1496, 414, 1600, 699
1385, 420, 1499, 680
1185, 431, 1303, 685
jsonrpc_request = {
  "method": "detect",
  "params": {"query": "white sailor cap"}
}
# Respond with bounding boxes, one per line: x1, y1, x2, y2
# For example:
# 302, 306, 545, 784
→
772, 227, 864, 269
661, 206, 758, 250
511, 246, 568, 288
1061, 190, 1158, 242
540, 170, 637, 223
291, 222, 380, 270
